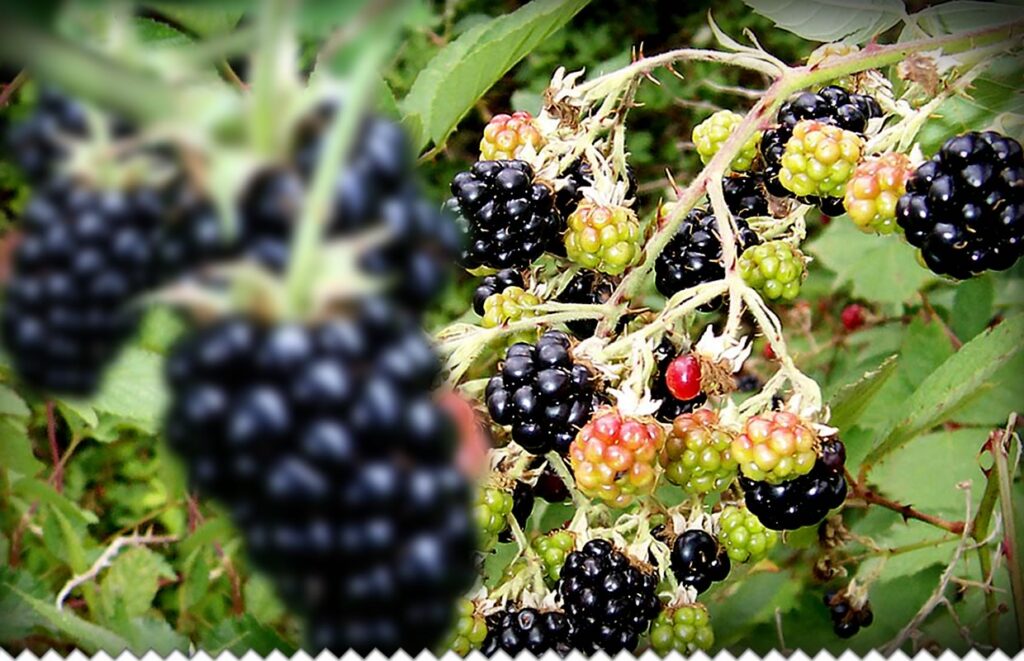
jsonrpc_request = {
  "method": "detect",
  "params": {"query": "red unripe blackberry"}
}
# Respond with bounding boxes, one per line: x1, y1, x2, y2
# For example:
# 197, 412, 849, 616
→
652, 341, 708, 422
841, 304, 865, 331
665, 354, 702, 401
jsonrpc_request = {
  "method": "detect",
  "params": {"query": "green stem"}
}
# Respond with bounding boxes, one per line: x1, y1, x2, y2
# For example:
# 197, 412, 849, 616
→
250, 0, 292, 156
972, 431, 1006, 645
993, 424, 1023, 643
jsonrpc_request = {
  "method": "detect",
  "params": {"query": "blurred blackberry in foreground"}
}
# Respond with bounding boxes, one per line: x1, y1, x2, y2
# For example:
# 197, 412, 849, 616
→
1, 180, 164, 394
896, 131, 1024, 278
557, 538, 660, 653
450, 160, 560, 269
164, 299, 474, 654
485, 331, 600, 455
5, 89, 89, 183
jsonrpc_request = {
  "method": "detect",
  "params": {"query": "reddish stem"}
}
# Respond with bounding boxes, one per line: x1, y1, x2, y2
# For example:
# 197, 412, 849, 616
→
846, 469, 965, 535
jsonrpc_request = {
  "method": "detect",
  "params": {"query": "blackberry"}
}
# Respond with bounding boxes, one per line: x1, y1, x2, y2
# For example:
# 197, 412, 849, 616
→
450, 160, 560, 270
659, 409, 738, 495
563, 201, 641, 275
843, 152, 912, 234
156, 182, 236, 281
652, 341, 709, 422
473, 269, 524, 316
569, 408, 665, 508
447, 599, 488, 655
670, 529, 731, 594
824, 590, 873, 638
479, 111, 544, 161
732, 411, 818, 483
475, 486, 514, 551
735, 373, 762, 393
533, 461, 571, 503
723, 173, 769, 219
556, 270, 616, 339
4, 88, 89, 183
1, 180, 163, 394
485, 330, 600, 455
717, 505, 778, 563
165, 299, 475, 654
481, 606, 576, 655
479, 286, 539, 332
777, 121, 863, 199
692, 110, 761, 172
740, 439, 848, 531
534, 529, 576, 583
555, 159, 638, 222
760, 86, 882, 210
557, 539, 660, 653
649, 603, 714, 654
497, 480, 535, 543
738, 240, 808, 302
896, 131, 1024, 279
654, 207, 760, 310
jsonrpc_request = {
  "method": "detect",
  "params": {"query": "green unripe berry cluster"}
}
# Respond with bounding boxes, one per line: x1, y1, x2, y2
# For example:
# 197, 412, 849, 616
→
649, 604, 714, 654
480, 286, 540, 328
692, 110, 762, 172
738, 240, 807, 302
447, 599, 488, 655
475, 486, 513, 551
533, 530, 576, 584
564, 201, 642, 275
779, 120, 863, 198
718, 505, 778, 563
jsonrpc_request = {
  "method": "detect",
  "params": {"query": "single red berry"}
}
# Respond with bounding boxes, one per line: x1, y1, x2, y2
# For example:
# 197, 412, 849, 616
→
762, 343, 776, 361
665, 354, 702, 401
841, 304, 865, 332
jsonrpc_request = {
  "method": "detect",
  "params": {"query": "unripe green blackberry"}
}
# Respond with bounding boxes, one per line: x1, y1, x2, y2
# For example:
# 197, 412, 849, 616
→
731, 411, 818, 484
843, 152, 912, 234
480, 286, 540, 328
649, 603, 714, 654
738, 241, 807, 302
659, 409, 738, 495
779, 120, 864, 198
533, 529, 576, 584
564, 201, 642, 275
480, 111, 544, 161
692, 110, 761, 172
717, 505, 778, 563
447, 598, 488, 655
475, 486, 514, 551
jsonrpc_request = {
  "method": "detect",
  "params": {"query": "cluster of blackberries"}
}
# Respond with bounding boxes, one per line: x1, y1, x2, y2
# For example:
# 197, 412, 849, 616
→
481, 606, 576, 655
1, 180, 163, 394
897, 131, 1023, 279
825, 590, 874, 638
760, 86, 882, 214
239, 101, 461, 306
557, 539, 661, 653
485, 331, 600, 455
164, 299, 475, 654
670, 529, 731, 594
740, 437, 848, 530
654, 207, 761, 308
4, 88, 98, 183
450, 160, 561, 269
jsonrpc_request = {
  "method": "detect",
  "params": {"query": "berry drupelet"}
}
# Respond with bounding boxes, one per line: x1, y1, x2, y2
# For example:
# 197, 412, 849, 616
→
557, 539, 660, 653
670, 529, 731, 594
896, 131, 1024, 279
485, 331, 600, 455
164, 299, 475, 655
723, 173, 770, 219
450, 160, 561, 270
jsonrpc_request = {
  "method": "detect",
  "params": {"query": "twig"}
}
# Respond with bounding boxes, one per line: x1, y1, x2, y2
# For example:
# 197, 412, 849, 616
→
45, 401, 62, 494
55, 532, 177, 610
847, 469, 965, 535
920, 291, 962, 350
0, 69, 27, 107
992, 413, 1023, 642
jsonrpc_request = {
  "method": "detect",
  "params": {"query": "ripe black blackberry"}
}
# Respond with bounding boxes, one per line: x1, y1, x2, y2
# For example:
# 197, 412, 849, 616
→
555, 159, 639, 221
1, 179, 164, 394
556, 270, 615, 338
485, 330, 600, 455
670, 529, 731, 594
533, 462, 571, 502
722, 173, 769, 219
896, 131, 1024, 279
480, 606, 576, 655
450, 160, 561, 269
759, 86, 882, 211
654, 207, 760, 310
824, 590, 873, 638
497, 480, 536, 543
4, 89, 89, 183
164, 299, 475, 654
652, 340, 707, 422
473, 269, 525, 315
557, 538, 660, 653
155, 182, 236, 281
740, 438, 848, 531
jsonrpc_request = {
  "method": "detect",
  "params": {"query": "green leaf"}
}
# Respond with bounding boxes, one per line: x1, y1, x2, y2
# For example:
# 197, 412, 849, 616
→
49, 505, 89, 573
706, 570, 803, 647
400, 0, 590, 151
0, 383, 29, 418
862, 313, 1024, 470
200, 614, 298, 655
741, 0, 905, 43
13, 476, 99, 525
141, 4, 243, 37
69, 348, 168, 435
178, 517, 235, 558
99, 547, 176, 621
0, 582, 129, 654
133, 17, 193, 46
180, 549, 211, 610
121, 617, 190, 655
0, 417, 44, 476
827, 354, 899, 432
903, 1, 1024, 38
0, 566, 51, 641
807, 221, 937, 305
243, 575, 285, 623
951, 275, 995, 341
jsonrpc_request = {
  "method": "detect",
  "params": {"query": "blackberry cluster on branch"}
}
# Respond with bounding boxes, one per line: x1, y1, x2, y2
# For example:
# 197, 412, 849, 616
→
759, 86, 882, 214
164, 299, 475, 654
1, 179, 164, 394
481, 606, 576, 655
740, 438, 848, 531
896, 131, 1024, 278
654, 207, 760, 310
557, 539, 661, 653
450, 160, 560, 269
485, 331, 600, 455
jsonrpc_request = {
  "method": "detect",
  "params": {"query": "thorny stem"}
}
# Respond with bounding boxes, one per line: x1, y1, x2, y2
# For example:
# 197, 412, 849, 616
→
846, 469, 965, 535
992, 416, 1023, 643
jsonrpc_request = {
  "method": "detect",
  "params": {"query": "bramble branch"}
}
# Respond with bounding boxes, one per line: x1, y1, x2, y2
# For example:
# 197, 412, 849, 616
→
55, 532, 177, 610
